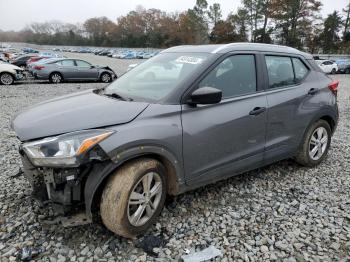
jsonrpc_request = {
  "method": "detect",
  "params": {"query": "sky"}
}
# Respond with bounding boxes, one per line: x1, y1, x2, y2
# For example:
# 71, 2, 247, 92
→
0, 0, 349, 31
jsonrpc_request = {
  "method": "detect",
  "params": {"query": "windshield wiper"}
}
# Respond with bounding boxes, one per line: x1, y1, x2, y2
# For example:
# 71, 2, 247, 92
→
104, 92, 133, 101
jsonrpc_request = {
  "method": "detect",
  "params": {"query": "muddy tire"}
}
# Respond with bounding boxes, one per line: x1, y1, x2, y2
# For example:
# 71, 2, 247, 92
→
100, 158, 166, 238
295, 120, 331, 167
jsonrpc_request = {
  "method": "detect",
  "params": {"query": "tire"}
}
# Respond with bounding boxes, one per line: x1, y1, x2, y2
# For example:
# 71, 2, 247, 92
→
100, 72, 112, 83
49, 72, 63, 83
100, 158, 167, 238
331, 68, 336, 74
295, 120, 331, 167
0, 72, 14, 85
346, 68, 350, 74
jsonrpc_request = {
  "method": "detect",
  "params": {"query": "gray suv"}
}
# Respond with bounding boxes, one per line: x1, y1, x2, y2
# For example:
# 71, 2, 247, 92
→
12, 43, 339, 238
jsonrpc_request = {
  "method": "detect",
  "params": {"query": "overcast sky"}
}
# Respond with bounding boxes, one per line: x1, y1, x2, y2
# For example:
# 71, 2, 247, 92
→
0, 0, 349, 31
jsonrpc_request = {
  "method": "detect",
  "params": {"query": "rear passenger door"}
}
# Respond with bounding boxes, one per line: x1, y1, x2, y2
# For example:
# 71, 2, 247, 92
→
263, 54, 314, 163
182, 53, 267, 184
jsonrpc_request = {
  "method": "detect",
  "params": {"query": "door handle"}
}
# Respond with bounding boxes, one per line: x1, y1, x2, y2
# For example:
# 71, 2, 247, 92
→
308, 88, 318, 95
249, 107, 266, 116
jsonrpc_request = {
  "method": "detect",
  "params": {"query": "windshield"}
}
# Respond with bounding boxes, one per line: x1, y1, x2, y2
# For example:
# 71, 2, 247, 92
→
105, 52, 211, 102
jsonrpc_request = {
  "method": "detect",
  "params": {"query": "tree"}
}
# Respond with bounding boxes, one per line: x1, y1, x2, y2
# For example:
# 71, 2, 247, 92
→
228, 8, 249, 41
271, 0, 322, 48
84, 17, 116, 46
240, 0, 274, 43
210, 20, 238, 43
343, 1, 350, 36
321, 11, 342, 53
207, 3, 222, 28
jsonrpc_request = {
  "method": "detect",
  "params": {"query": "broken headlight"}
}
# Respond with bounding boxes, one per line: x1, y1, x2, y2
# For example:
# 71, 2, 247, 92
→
23, 130, 113, 167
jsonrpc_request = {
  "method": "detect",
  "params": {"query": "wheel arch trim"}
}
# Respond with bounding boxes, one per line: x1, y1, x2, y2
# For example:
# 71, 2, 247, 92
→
298, 107, 338, 150
84, 145, 184, 220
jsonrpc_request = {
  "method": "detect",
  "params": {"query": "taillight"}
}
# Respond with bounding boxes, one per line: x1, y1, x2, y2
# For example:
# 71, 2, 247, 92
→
328, 80, 339, 96
34, 65, 45, 70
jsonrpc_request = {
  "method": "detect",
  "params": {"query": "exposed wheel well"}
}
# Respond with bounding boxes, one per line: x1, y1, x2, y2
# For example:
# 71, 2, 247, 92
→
89, 154, 179, 214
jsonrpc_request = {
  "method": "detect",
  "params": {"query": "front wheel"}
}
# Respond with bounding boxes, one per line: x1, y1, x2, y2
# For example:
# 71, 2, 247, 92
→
295, 120, 331, 167
100, 158, 166, 238
0, 73, 14, 85
100, 72, 112, 83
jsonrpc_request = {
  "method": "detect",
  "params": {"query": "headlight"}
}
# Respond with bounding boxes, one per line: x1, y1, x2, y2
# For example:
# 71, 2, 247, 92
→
23, 130, 114, 167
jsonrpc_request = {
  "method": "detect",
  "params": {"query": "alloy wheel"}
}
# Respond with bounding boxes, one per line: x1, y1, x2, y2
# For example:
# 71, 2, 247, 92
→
0, 73, 14, 85
309, 127, 328, 161
127, 172, 163, 227
101, 73, 111, 83
51, 73, 62, 83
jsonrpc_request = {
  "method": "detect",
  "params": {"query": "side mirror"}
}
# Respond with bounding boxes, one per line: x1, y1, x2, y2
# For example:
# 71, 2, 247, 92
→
90, 65, 95, 69
189, 87, 222, 105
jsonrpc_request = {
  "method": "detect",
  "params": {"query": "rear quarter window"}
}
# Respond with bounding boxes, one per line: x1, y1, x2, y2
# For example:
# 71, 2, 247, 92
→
292, 58, 309, 82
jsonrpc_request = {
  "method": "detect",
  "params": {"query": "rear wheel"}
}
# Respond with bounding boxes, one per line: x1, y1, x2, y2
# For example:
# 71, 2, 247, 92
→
295, 120, 331, 167
100, 158, 166, 238
331, 68, 336, 74
49, 72, 63, 83
0, 73, 14, 85
100, 72, 112, 83
345, 68, 350, 74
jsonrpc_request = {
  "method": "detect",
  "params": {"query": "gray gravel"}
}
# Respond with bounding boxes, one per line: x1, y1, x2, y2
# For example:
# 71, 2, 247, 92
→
1, 55, 350, 261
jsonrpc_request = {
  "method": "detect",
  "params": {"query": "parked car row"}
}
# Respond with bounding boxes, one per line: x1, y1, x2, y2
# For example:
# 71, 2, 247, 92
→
315, 58, 350, 74
0, 48, 117, 85
51, 46, 160, 59
96, 49, 159, 59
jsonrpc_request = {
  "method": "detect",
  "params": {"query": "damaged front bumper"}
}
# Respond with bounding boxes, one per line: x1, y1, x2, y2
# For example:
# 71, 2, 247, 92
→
20, 153, 92, 226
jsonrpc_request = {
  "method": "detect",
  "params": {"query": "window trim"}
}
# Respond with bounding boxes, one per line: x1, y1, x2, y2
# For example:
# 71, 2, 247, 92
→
181, 52, 261, 103
262, 53, 311, 91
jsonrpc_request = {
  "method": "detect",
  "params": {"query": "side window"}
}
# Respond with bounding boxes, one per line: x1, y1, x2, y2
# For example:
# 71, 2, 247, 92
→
61, 60, 75, 67
292, 58, 309, 82
76, 60, 91, 67
199, 55, 256, 99
265, 56, 295, 89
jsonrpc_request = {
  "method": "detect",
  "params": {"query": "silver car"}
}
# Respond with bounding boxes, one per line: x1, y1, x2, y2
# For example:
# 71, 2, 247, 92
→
31, 58, 116, 83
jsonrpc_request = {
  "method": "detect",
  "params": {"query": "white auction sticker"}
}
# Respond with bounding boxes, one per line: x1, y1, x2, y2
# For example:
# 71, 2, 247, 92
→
176, 56, 204, 65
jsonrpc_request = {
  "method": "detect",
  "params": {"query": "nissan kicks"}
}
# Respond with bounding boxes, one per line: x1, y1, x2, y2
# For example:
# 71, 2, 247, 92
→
12, 43, 339, 238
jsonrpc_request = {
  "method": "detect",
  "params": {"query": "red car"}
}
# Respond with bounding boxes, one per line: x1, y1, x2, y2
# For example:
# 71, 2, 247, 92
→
26, 56, 49, 65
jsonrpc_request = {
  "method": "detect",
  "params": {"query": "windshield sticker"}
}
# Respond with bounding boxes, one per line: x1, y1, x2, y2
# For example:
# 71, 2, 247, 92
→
176, 56, 204, 65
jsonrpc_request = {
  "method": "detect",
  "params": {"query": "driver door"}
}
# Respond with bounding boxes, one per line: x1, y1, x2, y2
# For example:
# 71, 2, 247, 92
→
74, 60, 98, 79
182, 53, 267, 184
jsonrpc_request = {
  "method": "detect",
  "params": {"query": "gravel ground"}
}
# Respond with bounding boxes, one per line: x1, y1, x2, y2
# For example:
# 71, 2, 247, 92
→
0, 56, 350, 262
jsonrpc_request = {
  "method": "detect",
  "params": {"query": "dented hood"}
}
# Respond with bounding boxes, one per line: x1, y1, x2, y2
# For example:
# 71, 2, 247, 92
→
12, 89, 149, 141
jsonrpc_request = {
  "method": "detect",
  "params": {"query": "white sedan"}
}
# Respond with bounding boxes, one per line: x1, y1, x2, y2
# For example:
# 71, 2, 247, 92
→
316, 60, 338, 74
0, 61, 24, 85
